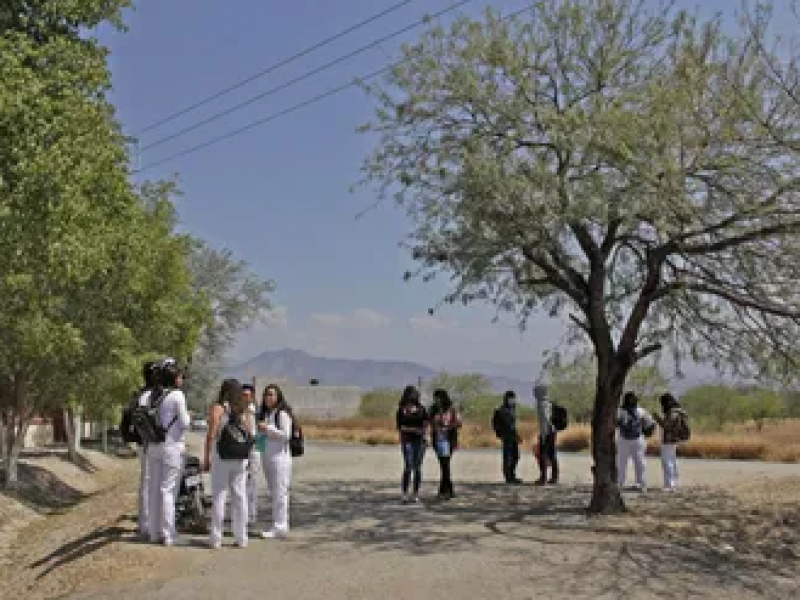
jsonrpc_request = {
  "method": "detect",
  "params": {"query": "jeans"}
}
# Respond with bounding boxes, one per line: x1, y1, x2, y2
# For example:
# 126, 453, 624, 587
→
538, 432, 559, 482
401, 438, 425, 495
661, 443, 678, 489
501, 439, 520, 481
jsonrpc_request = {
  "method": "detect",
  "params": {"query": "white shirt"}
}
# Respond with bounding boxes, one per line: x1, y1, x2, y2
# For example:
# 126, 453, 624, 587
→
158, 389, 191, 448
263, 409, 292, 460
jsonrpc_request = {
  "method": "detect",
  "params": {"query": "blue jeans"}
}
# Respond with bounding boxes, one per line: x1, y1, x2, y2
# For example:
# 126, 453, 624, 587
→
401, 438, 425, 495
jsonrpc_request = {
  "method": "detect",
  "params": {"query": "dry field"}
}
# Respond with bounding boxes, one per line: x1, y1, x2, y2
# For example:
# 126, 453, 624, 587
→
301, 417, 800, 462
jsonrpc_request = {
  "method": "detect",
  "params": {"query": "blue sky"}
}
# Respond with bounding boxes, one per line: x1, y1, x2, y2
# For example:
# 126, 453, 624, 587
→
97, 0, 795, 376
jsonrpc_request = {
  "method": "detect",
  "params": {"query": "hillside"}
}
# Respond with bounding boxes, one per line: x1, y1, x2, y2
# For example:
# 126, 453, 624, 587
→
227, 348, 535, 399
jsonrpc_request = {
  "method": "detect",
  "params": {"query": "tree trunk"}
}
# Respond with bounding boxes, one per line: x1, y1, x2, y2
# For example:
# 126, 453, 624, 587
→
65, 407, 79, 463
101, 418, 108, 453
588, 371, 627, 514
0, 410, 7, 466
4, 412, 30, 490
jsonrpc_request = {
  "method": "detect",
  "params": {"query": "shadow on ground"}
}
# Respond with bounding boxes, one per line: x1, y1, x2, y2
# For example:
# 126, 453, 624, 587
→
288, 479, 797, 599
0, 462, 89, 513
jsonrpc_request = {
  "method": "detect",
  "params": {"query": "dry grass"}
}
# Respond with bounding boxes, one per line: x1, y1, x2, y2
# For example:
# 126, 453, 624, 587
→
302, 417, 800, 462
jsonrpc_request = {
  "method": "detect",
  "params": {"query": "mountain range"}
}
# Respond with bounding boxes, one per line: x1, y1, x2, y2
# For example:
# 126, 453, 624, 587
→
227, 348, 537, 399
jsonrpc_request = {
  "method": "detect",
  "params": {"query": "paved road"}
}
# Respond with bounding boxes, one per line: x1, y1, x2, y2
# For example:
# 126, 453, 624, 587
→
65, 439, 800, 600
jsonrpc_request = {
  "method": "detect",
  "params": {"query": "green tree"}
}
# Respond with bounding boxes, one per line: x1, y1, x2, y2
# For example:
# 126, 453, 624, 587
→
427, 372, 493, 404
359, 0, 800, 512
0, 1, 210, 486
183, 242, 274, 411
359, 388, 401, 418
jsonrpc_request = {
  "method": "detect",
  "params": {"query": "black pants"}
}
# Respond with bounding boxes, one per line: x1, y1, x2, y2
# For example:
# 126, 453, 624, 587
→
437, 455, 454, 497
502, 439, 520, 481
539, 432, 559, 482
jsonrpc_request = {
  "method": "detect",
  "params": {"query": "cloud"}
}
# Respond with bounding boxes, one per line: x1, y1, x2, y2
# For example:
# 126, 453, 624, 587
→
310, 309, 392, 329
408, 314, 459, 335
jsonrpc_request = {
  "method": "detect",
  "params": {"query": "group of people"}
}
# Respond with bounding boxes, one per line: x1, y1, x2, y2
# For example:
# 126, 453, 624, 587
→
394, 382, 690, 501
124, 359, 293, 549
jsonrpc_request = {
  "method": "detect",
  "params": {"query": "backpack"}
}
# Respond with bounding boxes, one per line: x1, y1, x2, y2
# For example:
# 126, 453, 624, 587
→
673, 408, 691, 442
120, 391, 143, 444
619, 407, 643, 440
217, 411, 254, 460
275, 409, 304, 458
130, 388, 176, 445
492, 408, 505, 439
551, 403, 568, 432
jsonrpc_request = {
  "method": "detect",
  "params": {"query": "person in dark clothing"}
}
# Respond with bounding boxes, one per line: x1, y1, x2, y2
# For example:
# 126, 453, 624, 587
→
534, 383, 559, 485
396, 385, 428, 503
497, 391, 522, 484
430, 389, 462, 500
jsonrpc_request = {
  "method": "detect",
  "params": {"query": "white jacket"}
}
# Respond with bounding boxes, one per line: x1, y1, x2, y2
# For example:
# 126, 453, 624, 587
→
263, 409, 292, 461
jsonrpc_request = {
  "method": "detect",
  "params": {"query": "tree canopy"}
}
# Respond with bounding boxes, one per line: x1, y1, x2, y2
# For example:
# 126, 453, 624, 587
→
359, 0, 800, 512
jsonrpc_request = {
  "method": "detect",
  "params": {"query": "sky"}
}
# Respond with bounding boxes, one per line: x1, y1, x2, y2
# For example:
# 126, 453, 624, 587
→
96, 0, 796, 376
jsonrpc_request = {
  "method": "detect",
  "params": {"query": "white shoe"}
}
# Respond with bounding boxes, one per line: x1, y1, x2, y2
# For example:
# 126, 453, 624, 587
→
260, 529, 288, 539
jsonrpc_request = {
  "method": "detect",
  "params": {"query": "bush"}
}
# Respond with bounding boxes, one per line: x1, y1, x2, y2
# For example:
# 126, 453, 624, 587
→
359, 389, 400, 418
459, 395, 534, 420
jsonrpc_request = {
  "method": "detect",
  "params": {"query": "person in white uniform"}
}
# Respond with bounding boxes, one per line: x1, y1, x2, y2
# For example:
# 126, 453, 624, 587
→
204, 378, 250, 549
147, 359, 191, 546
242, 383, 260, 529
616, 391, 655, 492
257, 383, 293, 539
133, 361, 160, 538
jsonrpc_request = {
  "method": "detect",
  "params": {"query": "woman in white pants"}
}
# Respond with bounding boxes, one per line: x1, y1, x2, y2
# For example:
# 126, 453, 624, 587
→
616, 392, 655, 492
242, 383, 260, 528
147, 359, 190, 546
204, 379, 250, 549
257, 384, 293, 539
652, 393, 688, 491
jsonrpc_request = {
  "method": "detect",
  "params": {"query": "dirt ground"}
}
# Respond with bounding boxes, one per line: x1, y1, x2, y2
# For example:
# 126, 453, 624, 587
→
2, 437, 800, 600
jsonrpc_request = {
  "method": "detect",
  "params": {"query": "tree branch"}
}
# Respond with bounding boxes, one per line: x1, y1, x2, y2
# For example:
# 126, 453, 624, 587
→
633, 343, 662, 364
678, 221, 800, 255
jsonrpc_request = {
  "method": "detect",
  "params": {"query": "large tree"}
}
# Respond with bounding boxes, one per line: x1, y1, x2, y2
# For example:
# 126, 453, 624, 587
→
359, 0, 800, 512
0, 0, 210, 486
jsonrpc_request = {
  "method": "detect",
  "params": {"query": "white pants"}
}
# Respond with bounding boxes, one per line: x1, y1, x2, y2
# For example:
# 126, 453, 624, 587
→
661, 443, 679, 489
147, 444, 184, 544
137, 446, 150, 535
247, 449, 260, 524
262, 454, 292, 534
617, 436, 647, 490
210, 455, 248, 547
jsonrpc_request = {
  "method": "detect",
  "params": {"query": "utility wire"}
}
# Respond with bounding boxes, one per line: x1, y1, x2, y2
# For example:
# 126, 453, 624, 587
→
135, 0, 415, 135
140, 0, 473, 152
136, 3, 533, 174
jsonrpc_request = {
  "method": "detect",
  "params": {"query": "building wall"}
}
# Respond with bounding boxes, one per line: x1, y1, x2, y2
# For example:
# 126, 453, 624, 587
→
251, 377, 361, 420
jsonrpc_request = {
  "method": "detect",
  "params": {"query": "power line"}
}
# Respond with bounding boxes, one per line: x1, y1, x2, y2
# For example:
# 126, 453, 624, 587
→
136, 3, 533, 174
140, 0, 473, 152
135, 0, 415, 135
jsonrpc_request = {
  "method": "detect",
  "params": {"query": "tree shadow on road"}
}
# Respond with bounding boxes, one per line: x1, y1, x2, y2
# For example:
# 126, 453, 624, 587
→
0, 462, 89, 513
289, 479, 796, 599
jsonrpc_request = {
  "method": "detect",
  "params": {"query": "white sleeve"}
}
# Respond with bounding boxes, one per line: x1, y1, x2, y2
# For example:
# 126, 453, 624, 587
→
266, 411, 292, 442
175, 391, 191, 430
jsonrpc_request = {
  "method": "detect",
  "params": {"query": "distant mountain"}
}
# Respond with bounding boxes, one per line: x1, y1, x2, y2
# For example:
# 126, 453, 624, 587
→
227, 348, 535, 400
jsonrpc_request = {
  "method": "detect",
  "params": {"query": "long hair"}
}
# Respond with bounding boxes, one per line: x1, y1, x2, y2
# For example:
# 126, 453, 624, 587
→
399, 385, 421, 408
219, 378, 245, 415
660, 392, 678, 412
161, 361, 182, 388
262, 383, 290, 417
433, 388, 452, 411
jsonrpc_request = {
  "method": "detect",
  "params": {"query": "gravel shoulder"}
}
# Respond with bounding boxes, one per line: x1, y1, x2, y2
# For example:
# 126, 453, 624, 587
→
4, 438, 800, 600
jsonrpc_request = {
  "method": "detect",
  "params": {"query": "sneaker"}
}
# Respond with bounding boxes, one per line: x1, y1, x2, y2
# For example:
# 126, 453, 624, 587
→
411, 496, 421, 504
261, 529, 288, 539
533, 479, 546, 487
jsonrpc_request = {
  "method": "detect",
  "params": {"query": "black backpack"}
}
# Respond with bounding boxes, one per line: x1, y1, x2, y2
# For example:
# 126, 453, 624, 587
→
619, 407, 643, 440
551, 403, 568, 432
120, 391, 143, 444
492, 408, 507, 439
275, 409, 304, 458
130, 388, 176, 445
217, 411, 254, 460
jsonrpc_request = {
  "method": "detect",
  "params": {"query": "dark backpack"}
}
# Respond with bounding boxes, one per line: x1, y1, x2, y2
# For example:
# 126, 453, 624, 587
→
492, 408, 506, 438
130, 388, 176, 445
619, 407, 643, 440
275, 409, 304, 458
551, 403, 568, 432
673, 408, 691, 442
120, 391, 143, 444
217, 412, 254, 460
